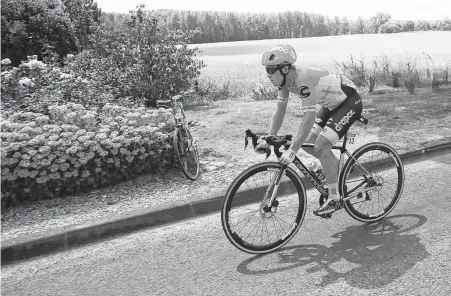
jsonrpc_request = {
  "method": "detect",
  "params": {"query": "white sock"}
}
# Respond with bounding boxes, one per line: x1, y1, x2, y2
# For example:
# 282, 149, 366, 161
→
328, 183, 340, 201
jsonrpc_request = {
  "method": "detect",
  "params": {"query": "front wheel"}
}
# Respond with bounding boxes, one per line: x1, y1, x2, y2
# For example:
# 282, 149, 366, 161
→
174, 127, 200, 180
221, 162, 307, 254
339, 142, 405, 223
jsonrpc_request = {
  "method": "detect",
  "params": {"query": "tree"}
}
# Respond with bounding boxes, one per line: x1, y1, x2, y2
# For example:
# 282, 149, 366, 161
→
436, 18, 451, 31
415, 20, 431, 31
341, 17, 350, 35
332, 16, 342, 35
61, 0, 102, 50
312, 14, 329, 36
1, 0, 79, 66
86, 5, 204, 106
402, 20, 415, 32
369, 12, 391, 33
170, 13, 181, 31
379, 22, 401, 33
351, 16, 365, 34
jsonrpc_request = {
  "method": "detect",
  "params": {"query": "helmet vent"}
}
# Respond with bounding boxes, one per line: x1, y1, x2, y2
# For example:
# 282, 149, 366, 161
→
269, 54, 275, 61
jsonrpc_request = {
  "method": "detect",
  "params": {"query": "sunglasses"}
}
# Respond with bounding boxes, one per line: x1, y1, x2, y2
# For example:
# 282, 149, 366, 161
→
265, 67, 279, 74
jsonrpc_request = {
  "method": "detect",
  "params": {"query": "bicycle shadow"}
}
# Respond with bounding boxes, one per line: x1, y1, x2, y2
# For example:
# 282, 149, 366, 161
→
237, 214, 429, 289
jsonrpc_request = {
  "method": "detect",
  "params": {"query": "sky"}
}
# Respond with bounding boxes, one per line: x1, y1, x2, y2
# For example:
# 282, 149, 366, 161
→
96, 0, 451, 21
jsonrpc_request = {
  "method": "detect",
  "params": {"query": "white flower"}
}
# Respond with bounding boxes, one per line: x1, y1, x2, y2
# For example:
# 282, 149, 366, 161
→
60, 132, 73, 138
36, 116, 50, 124
75, 129, 87, 137
36, 177, 47, 184
60, 163, 70, 171
95, 133, 108, 141
49, 134, 59, 141
63, 171, 73, 178
66, 146, 78, 154
18, 77, 34, 87
66, 54, 75, 60
50, 172, 61, 180
1, 58, 11, 65
60, 73, 72, 79
25, 59, 46, 70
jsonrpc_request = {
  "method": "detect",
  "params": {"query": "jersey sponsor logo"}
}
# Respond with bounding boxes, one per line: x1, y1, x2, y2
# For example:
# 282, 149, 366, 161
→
300, 86, 310, 98
334, 110, 355, 132
355, 98, 361, 104
321, 89, 342, 95
318, 100, 332, 106
315, 118, 322, 123
300, 106, 317, 112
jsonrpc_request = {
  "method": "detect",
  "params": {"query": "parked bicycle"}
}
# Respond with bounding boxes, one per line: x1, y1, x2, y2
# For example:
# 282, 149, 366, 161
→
156, 95, 200, 180
221, 114, 405, 254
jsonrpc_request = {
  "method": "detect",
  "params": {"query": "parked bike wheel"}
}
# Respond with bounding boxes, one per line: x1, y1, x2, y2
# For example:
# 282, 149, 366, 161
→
340, 142, 405, 223
221, 162, 307, 254
174, 127, 200, 180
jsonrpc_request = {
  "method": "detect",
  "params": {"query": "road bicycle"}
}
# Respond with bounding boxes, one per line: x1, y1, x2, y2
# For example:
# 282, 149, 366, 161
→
221, 114, 405, 254
156, 95, 200, 180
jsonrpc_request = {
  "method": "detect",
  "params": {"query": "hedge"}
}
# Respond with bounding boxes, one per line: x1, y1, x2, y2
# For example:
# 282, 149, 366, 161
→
1, 103, 177, 207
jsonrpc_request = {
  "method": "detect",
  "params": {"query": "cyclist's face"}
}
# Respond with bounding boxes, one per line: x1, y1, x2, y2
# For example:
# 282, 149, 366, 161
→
266, 66, 283, 86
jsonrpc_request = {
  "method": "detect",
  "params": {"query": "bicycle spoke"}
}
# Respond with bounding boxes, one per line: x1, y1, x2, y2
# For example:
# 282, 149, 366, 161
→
221, 162, 307, 253
342, 143, 404, 222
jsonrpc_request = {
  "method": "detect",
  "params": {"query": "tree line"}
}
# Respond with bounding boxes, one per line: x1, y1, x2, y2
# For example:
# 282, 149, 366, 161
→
105, 10, 451, 44
2, 0, 451, 67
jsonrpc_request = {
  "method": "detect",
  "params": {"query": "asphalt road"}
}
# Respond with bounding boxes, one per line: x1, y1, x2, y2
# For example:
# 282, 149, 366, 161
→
2, 153, 451, 296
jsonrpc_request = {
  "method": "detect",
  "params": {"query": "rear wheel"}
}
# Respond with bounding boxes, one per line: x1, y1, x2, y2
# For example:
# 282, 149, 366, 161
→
221, 162, 307, 254
339, 142, 405, 223
174, 127, 200, 180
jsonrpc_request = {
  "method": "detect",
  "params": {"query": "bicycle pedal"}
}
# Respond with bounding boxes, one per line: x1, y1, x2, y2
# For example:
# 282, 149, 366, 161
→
320, 213, 332, 219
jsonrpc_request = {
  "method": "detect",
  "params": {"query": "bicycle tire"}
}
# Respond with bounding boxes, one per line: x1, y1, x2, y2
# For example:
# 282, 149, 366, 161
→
173, 127, 200, 180
339, 142, 405, 223
221, 162, 307, 254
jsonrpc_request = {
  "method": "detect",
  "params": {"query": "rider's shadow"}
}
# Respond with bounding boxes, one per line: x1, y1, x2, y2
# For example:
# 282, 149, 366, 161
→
237, 214, 429, 289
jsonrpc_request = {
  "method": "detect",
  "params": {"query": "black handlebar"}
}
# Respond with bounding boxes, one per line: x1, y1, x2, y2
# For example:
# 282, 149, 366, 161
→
244, 129, 293, 159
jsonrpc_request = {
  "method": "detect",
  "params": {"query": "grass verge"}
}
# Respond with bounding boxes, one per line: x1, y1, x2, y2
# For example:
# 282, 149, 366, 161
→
187, 84, 451, 166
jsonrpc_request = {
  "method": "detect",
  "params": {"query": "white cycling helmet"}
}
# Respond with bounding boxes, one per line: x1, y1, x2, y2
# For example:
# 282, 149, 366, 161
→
261, 44, 297, 66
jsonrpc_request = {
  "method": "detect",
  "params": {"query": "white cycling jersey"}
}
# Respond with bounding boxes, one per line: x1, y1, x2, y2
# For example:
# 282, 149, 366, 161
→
281, 67, 357, 112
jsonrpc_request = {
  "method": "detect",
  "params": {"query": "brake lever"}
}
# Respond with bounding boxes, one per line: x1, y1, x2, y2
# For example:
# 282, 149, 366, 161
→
245, 129, 259, 148
265, 146, 271, 159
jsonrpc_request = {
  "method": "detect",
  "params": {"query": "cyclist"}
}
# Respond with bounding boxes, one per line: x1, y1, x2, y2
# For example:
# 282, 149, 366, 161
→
256, 44, 363, 216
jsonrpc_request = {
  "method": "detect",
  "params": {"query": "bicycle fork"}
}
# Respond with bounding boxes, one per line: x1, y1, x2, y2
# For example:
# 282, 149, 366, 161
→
262, 166, 287, 209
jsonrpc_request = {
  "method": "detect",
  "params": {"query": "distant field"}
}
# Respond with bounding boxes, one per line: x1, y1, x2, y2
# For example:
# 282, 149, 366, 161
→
190, 31, 451, 96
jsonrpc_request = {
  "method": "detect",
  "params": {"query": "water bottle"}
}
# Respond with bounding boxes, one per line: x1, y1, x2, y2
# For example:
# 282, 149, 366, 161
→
307, 161, 326, 183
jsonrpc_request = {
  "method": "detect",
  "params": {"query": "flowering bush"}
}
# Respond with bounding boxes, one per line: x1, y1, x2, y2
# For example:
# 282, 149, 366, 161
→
1, 103, 177, 207
1, 55, 127, 116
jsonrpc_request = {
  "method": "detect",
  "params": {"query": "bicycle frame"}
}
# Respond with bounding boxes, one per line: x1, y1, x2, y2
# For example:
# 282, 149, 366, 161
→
172, 100, 188, 128
264, 132, 373, 208
171, 98, 197, 153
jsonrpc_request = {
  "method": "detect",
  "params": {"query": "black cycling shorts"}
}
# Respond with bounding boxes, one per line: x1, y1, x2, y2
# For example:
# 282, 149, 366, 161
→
312, 84, 363, 144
